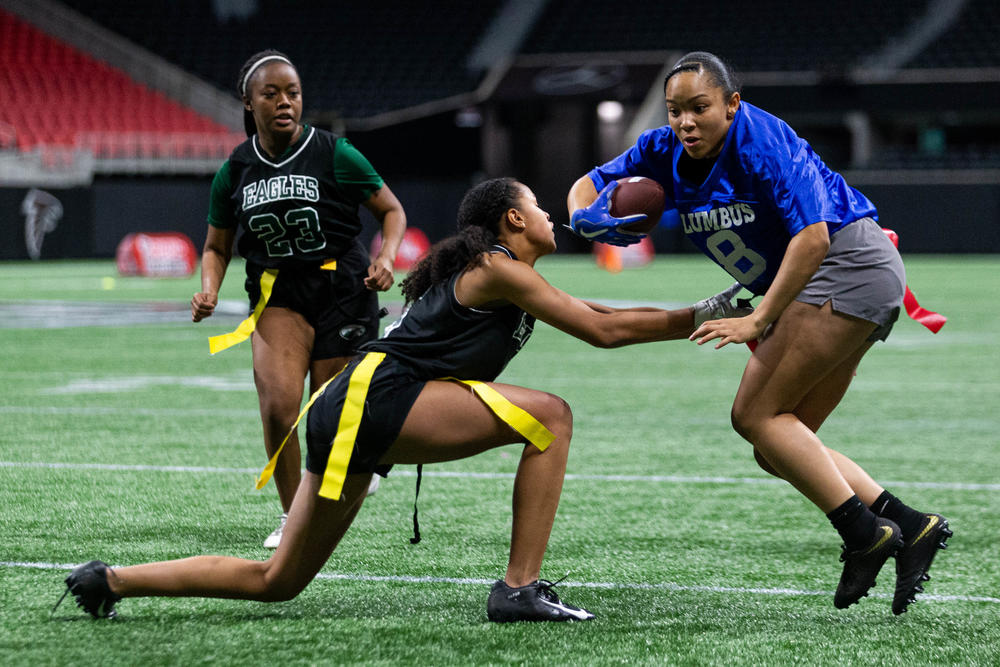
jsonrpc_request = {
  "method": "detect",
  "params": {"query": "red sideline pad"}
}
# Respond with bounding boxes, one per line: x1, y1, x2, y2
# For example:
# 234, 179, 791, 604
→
116, 232, 198, 277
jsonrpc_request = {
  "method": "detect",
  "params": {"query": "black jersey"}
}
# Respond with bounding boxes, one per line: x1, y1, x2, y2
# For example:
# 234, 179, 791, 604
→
362, 246, 535, 381
209, 126, 383, 268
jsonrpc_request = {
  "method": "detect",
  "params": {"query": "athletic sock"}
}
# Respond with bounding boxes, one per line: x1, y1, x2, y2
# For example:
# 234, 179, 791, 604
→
871, 490, 925, 543
827, 495, 878, 551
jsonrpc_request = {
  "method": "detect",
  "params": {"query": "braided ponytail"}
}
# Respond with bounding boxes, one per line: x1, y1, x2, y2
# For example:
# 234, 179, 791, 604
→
400, 178, 521, 303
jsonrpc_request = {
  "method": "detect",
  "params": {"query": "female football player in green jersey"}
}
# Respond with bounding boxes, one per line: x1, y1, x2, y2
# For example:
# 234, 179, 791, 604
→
62, 178, 747, 623
190, 51, 407, 548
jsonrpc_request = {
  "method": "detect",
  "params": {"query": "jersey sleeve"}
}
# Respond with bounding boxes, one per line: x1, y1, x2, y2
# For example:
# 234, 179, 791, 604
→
587, 129, 661, 190
333, 138, 385, 205
206, 160, 237, 229
751, 134, 837, 237
586, 128, 678, 214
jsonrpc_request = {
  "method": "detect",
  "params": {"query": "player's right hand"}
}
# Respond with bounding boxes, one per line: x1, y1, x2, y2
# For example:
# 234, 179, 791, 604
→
692, 282, 753, 327
567, 181, 646, 247
191, 292, 217, 322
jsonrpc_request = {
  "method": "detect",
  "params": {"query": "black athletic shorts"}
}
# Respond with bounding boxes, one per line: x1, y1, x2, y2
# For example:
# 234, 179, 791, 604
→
245, 239, 380, 360
305, 354, 426, 479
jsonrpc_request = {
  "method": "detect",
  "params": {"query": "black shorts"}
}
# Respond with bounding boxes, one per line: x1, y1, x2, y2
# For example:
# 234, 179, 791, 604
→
305, 354, 426, 479
245, 240, 380, 359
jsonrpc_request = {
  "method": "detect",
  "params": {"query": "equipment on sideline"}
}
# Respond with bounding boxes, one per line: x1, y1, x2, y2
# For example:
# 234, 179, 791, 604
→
116, 232, 198, 277
370, 227, 431, 271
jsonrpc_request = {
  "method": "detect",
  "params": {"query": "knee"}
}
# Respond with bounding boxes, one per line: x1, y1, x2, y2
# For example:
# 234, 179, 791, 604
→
730, 402, 756, 442
257, 387, 303, 423
539, 392, 573, 440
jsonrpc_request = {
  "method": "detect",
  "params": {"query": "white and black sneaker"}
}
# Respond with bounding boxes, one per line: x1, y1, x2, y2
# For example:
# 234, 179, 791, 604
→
263, 513, 287, 549
486, 579, 595, 622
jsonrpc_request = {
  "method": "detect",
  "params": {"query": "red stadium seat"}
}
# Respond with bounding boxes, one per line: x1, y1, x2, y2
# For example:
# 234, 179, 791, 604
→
1, 8, 235, 152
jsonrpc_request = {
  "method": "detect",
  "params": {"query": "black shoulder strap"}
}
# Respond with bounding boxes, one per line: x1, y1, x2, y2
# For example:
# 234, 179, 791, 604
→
489, 244, 517, 260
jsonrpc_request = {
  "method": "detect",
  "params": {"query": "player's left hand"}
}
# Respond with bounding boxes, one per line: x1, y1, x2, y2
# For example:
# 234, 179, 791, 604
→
365, 257, 395, 291
690, 312, 767, 349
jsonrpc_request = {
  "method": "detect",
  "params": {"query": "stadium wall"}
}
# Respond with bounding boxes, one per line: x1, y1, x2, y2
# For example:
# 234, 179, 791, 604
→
1, 178, 997, 261
0, 178, 472, 261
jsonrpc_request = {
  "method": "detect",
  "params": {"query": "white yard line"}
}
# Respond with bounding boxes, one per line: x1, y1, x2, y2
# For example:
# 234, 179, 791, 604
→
6, 560, 999, 606
3, 460, 999, 491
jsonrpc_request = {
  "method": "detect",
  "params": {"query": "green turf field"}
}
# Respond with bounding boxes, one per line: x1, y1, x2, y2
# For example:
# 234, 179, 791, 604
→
1, 255, 998, 666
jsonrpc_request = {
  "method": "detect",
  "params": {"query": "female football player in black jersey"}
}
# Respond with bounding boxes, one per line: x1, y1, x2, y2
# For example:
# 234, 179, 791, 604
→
63, 178, 746, 623
190, 51, 407, 548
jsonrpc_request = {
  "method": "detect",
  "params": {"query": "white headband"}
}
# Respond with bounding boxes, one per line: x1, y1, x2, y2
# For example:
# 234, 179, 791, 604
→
240, 55, 293, 96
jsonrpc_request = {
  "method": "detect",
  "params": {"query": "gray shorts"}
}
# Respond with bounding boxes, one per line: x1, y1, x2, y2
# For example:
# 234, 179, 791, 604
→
796, 217, 905, 341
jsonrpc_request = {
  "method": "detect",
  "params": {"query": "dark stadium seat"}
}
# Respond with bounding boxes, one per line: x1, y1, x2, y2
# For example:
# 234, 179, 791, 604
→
56, 0, 504, 120
520, 0, 930, 73
906, 0, 1000, 69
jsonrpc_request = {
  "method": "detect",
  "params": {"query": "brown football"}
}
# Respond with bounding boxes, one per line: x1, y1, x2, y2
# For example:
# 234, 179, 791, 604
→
609, 176, 664, 233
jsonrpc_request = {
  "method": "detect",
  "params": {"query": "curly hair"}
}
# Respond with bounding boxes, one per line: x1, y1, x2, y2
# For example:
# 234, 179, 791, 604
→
400, 177, 522, 303
236, 49, 297, 137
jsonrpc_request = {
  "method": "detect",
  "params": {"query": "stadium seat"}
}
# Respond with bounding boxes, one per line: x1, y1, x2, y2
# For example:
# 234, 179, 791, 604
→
0, 8, 237, 155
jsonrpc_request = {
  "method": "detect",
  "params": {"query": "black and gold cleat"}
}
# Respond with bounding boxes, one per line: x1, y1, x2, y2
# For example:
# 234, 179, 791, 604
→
892, 513, 952, 615
834, 517, 903, 609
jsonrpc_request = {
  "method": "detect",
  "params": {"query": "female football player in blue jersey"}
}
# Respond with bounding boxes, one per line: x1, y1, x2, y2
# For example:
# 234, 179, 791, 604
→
567, 51, 950, 614
190, 50, 407, 548
60, 178, 747, 623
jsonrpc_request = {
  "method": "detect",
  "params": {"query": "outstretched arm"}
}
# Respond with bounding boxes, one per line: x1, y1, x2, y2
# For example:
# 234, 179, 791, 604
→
459, 254, 694, 347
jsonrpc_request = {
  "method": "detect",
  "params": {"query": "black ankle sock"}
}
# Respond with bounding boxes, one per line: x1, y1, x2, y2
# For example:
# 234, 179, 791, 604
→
871, 490, 924, 542
827, 495, 878, 550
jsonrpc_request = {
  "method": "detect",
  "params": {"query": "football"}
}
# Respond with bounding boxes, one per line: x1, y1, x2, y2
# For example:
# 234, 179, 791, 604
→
609, 176, 664, 233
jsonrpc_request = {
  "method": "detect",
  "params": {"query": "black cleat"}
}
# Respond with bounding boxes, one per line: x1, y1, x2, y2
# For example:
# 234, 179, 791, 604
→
834, 517, 903, 609
892, 513, 952, 615
54, 560, 121, 619
486, 579, 595, 622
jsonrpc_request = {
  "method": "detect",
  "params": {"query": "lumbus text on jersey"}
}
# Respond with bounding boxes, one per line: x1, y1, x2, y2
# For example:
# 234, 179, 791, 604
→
243, 175, 320, 210
680, 202, 756, 234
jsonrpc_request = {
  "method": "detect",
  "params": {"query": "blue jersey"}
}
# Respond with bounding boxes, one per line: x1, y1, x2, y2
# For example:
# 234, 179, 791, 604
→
588, 102, 877, 295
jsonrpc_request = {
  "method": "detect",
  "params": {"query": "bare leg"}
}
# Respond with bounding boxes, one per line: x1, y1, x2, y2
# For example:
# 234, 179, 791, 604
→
751, 340, 885, 506
105, 381, 573, 600
309, 356, 352, 394
383, 381, 573, 587
251, 308, 313, 513
731, 301, 878, 512
106, 473, 370, 600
